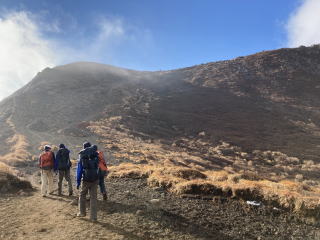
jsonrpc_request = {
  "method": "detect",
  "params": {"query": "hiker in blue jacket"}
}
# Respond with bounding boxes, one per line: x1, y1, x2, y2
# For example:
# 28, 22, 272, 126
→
76, 142, 99, 221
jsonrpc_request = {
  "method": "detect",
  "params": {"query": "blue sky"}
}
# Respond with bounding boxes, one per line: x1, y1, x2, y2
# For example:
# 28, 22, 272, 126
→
0, 0, 320, 99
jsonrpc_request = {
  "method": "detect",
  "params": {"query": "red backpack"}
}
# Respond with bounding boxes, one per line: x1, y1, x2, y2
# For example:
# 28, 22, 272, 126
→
40, 151, 54, 170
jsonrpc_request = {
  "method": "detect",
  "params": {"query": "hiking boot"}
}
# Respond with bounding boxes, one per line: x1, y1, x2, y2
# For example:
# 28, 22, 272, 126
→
103, 193, 108, 201
76, 213, 86, 217
69, 191, 73, 196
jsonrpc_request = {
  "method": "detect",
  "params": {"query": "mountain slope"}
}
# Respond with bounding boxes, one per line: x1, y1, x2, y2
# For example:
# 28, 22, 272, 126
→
2, 45, 320, 224
1, 46, 320, 161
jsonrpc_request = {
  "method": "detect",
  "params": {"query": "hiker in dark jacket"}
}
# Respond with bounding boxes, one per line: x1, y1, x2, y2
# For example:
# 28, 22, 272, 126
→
54, 143, 73, 196
76, 142, 99, 221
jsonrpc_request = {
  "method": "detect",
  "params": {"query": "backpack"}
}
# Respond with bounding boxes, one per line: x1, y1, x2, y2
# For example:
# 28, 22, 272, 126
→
98, 151, 108, 171
40, 151, 54, 170
80, 148, 99, 182
57, 148, 71, 170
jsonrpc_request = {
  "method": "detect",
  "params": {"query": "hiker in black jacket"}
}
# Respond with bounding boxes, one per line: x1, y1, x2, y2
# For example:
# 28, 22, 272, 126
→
54, 144, 73, 196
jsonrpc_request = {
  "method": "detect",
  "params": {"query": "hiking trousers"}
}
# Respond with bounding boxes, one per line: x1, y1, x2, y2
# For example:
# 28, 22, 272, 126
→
58, 169, 73, 195
79, 180, 98, 220
41, 169, 54, 196
98, 170, 107, 194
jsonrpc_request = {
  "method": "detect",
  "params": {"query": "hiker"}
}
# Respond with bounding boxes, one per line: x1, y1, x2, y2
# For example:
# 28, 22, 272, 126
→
55, 143, 73, 196
76, 142, 99, 221
39, 145, 55, 197
92, 145, 108, 200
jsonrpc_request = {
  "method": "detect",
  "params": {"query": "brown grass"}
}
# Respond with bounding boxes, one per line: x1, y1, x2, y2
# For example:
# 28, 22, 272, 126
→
38, 142, 59, 152
89, 117, 320, 219
0, 162, 32, 193
109, 163, 320, 219
0, 162, 12, 174
0, 134, 32, 166
0, 114, 32, 166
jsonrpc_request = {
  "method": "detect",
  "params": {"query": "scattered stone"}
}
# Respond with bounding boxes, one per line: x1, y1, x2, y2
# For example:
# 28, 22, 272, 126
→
150, 198, 160, 203
18, 190, 26, 196
70, 199, 78, 206
198, 131, 206, 136
149, 199, 161, 206
246, 200, 262, 206
136, 210, 143, 215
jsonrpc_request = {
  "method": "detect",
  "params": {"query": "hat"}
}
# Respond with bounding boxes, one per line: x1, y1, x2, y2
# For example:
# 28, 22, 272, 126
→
59, 143, 65, 149
44, 145, 51, 151
83, 142, 91, 149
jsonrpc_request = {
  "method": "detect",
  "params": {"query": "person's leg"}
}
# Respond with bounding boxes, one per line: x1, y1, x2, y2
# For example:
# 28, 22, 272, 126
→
89, 181, 98, 221
98, 174, 104, 193
48, 170, 54, 194
78, 181, 89, 217
65, 169, 73, 195
41, 170, 47, 196
99, 171, 107, 200
58, 170, 64, 195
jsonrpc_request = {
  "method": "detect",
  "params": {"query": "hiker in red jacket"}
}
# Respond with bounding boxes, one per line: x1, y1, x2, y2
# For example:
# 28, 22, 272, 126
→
39, 145, 55, 197
92, 145, 108, 200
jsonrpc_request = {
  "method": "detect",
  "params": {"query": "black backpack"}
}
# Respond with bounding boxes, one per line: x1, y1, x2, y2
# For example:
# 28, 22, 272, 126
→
80, 148, 99, 182
57, 148, 71, 170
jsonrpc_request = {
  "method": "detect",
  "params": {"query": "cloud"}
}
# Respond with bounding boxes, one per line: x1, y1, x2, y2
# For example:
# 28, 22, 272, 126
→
80, 16, 154, 66
287, 0, 320, 47
83, 16, 126, 62
0, 11, 59, 100
0, 10, 154, 101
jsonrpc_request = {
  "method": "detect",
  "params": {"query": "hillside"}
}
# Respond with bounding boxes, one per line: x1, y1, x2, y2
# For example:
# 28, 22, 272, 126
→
1, 46, 320, 160
1, 45, 320, 238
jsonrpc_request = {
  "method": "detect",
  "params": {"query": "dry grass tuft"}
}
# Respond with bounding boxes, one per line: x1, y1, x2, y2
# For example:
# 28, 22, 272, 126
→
38, 142, 59, 152
108, 163, 150, 179
0, 134, 32, 166
172, 168, 207, 180
173, 180, 223, 195
0, 162, 12, 175
0, 162, 32, 193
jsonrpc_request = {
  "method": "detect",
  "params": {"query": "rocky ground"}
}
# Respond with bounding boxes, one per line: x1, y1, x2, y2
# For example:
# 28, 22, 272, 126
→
1, 169, 320, 240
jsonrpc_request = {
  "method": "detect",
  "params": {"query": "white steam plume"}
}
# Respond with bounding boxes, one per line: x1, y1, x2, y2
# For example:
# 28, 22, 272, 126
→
0, 11, 59, 100
287, 0, 320, 47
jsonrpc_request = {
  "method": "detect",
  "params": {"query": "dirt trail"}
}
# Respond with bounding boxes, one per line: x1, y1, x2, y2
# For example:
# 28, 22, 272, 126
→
0, 193, 125, 240
1, 174, 320, 240
0, 183, 222, 240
